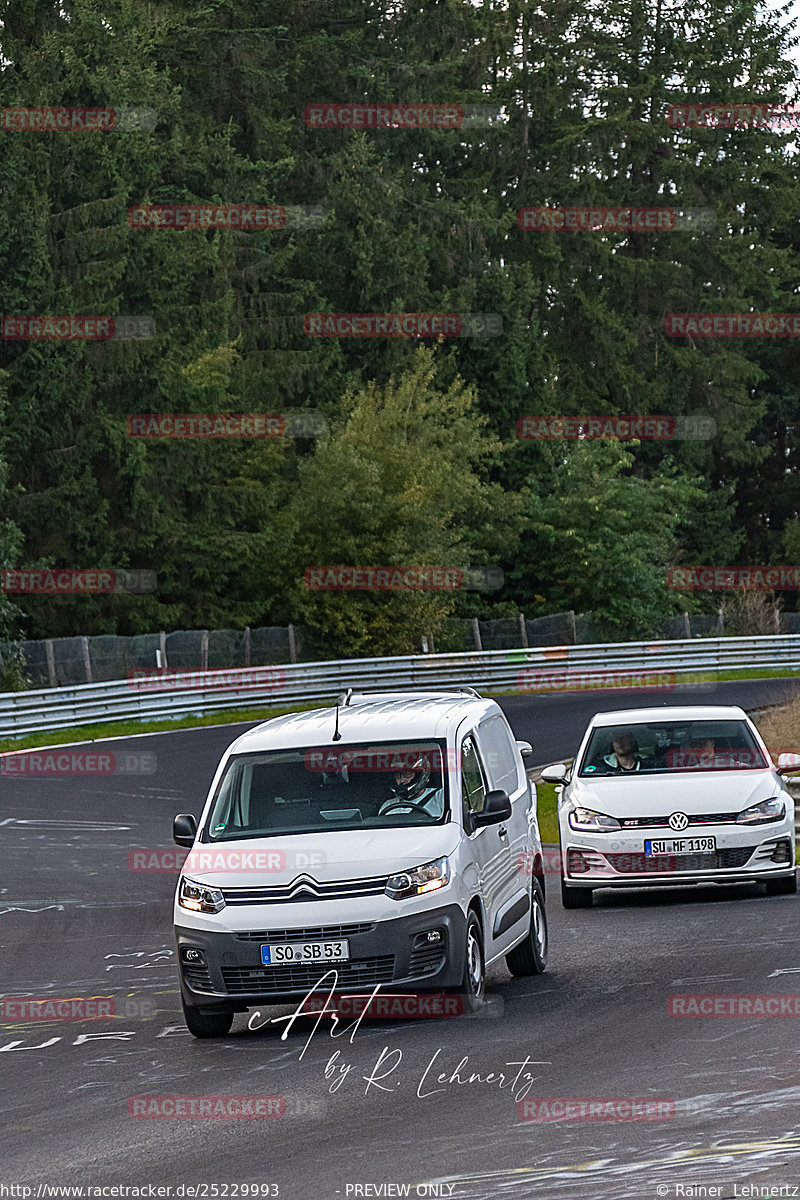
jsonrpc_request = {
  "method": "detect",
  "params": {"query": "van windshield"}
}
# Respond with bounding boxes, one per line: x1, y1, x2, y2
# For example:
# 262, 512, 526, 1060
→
203, 741, 450, 839
578, 720, 768, 777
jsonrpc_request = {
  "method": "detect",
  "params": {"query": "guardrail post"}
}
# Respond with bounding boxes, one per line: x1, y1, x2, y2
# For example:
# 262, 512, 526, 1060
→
288, 624, 297, 664
81, 636, 92, 683
244, 626, 251, 668
159, 631, 167, 669
683, 612, 691, 638
201, 630, 209, 672
568, 611, 577, 644
519, 613, 528, 648
45, 639, 57, 687
472, 618, 482, 651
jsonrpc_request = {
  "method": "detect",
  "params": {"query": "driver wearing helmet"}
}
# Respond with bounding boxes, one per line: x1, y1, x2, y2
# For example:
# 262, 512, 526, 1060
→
378, 755, 443, 817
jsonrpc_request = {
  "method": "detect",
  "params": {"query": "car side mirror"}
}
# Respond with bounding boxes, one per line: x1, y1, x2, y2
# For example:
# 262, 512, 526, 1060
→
777, 753, 800, 774
173, 813, 197, 847
516, 739, 534, 762
472, 789, 512, 827
540, 763, 569, 785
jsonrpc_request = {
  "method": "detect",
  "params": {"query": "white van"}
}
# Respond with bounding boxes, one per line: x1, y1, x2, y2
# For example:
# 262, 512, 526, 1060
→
172, 689, 547, 1036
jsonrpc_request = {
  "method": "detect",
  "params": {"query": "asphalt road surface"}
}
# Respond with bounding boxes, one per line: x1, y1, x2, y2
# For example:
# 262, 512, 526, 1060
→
3, 678, 800, 1199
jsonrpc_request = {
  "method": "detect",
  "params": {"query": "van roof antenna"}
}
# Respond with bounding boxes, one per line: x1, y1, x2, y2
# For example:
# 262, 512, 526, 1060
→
332, 688, 352, 741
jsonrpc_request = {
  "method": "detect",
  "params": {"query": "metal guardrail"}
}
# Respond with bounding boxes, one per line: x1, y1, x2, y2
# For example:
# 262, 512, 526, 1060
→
0, 633, 799, 739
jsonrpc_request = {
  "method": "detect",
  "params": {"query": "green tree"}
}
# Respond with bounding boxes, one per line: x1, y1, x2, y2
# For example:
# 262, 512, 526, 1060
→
510, 441, 703, 637
282, 347, 516, 656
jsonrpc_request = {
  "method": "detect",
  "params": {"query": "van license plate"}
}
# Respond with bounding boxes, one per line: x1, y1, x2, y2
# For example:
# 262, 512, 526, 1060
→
261, 940, 350, 965
644, 838, 716, 855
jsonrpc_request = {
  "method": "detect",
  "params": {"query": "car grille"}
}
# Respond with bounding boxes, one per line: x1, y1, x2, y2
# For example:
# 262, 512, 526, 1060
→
182, 962, 215, 993
221, 957, 395, 995
619, 813, 740, 828
605, 848, 755, 873
235, 923, 375, 942
220, 876, 387, 905
408, 944, 446, 977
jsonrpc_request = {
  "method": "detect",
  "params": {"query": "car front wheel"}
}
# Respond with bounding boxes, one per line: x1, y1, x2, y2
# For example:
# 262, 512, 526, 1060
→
561, 879, 593, 908
181, 997, 234, 1038
765, 872, 798, 896
457, 911, 485, 1014
506, 879, 548, 976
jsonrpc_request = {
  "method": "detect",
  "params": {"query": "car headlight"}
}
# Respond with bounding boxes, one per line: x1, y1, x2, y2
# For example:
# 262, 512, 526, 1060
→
385, 856, 450, 900
178, 876, 226, 913
736, 797, 786, 825
568, 807, 621, 832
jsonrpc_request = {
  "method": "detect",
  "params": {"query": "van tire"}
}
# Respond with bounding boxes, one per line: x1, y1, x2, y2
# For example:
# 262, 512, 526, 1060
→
505, 880, 547, 976
765, 872, 798, 896
561, 880, 593, 908
457, 911, 485, 1013
181, 998, 234, 1038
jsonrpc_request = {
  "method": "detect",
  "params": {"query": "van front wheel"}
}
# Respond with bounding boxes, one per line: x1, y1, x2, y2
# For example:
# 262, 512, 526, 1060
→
181, 997, 234, 1039
457, 911, 485, 1014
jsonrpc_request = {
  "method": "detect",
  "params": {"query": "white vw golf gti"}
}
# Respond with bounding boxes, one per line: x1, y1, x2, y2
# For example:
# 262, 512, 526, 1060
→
542, 705, 797, 907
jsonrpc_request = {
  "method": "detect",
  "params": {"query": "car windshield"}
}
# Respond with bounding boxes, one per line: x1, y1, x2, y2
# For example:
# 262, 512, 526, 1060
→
578, 720, 769, 776
203, 740, 450, 839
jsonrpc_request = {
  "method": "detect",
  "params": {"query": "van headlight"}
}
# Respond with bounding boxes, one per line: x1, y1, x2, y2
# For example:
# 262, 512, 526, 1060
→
178, 876, 226, 913
385, 856, 450, 900
736, 797, 786, 825
568, 807, 621, 832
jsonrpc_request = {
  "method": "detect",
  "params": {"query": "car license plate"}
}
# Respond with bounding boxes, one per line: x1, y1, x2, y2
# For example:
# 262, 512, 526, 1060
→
644, 837, 716, 855
261, 940, 350, 965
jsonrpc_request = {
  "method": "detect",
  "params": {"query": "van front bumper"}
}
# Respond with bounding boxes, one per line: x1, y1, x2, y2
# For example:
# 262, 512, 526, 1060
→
176, 904, 467, 1012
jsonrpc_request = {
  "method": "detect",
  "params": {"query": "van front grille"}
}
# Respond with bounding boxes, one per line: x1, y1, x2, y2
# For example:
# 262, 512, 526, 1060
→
221, 956, 396, 995
235, 923, 375, 942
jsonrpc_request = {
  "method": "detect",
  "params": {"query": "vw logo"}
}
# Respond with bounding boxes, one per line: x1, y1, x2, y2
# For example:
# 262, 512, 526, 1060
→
668, 811, 689, 832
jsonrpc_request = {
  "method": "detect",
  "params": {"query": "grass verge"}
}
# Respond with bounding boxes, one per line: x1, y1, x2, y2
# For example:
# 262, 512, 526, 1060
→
534, 780, 560, 844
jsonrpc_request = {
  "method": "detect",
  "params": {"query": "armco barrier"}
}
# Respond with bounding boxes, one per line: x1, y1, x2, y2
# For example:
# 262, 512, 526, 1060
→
0, 634, 798, 739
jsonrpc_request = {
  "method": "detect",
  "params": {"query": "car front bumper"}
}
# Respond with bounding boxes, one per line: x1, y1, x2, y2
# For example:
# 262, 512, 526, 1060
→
559, 824, 795, 890
175, 904, 468, 1012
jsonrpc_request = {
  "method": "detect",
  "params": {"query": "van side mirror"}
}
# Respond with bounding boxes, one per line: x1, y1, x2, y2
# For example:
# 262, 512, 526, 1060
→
173, 813, 197, 847
540, 763, 569, 785
472, 789, 512, 827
